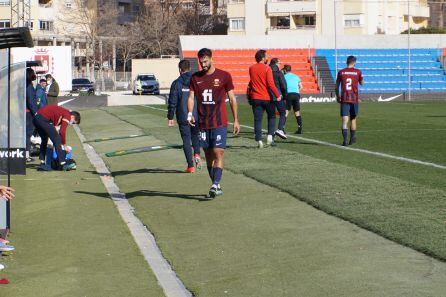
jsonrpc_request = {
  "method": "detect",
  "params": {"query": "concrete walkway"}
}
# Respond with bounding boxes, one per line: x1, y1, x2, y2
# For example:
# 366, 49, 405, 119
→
105, 91, 166, 106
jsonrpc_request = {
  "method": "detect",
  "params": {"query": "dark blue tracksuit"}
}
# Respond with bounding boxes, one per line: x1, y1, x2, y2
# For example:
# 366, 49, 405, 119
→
167, 72, 200, 168
26, 83, 38, 151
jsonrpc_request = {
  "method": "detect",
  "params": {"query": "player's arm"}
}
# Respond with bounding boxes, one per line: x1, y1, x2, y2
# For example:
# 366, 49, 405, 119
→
227, 90, 240, 135
167, 80, 178, 127
335, 73, 342, 103
186, 90, 196, 126
359, 71, 364, 86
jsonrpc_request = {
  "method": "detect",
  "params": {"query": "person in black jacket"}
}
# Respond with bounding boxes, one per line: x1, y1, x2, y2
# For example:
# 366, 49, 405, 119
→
269, 58, 288, 139
167, 60, 201, 173
26, 68, 39, 162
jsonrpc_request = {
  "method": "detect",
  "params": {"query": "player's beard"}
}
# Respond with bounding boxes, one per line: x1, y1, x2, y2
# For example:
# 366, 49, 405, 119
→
203, 63, 212, 73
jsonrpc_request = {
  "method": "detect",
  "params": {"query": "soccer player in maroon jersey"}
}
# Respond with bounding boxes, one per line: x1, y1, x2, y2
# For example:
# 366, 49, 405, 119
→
335, 56, 364, 146
187, 48, 240, 198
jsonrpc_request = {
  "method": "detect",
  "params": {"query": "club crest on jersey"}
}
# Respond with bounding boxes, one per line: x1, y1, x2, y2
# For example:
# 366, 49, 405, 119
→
213, 79, 220, 87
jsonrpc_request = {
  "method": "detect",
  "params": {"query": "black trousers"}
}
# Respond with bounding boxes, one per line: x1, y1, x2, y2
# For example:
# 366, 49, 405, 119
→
33, 114, 66, 164
251, 100, 276, 141
26, 112, 34, 151
178, 123, 200, 168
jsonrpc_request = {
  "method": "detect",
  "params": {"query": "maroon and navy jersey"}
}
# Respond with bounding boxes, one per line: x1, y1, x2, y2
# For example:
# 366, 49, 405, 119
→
336, 67, 363, 103
190, 68, 234, 129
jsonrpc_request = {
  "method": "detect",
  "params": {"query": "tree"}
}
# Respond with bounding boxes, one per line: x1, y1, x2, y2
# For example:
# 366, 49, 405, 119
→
179, 0, 227, 35
137, 1, 183, 57
56, 0, 120, 79
115, 24, 146, 76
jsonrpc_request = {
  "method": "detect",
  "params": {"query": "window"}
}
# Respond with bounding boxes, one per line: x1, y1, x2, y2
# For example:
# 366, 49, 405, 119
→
133, 4, 140, 13
275, 16, 290, 29
118, 2, 131, 13
0, 0, 10, 6
39, 20, 53, 31
25, 20, 33, 29
0, 20, 10, 28
344, 14, 363, 27
304, 16, 315, 26
66, 2, 72, 8
229, 0, 244, 3
230, 18, 245, 31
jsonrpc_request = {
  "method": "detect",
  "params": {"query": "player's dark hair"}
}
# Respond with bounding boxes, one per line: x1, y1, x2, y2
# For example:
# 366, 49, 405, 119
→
270, 58, 279, 65
40, 78, 47, 83
178, 59, 190, 72
197, 48, 212, 58
26, 68, 36, 85
283, 64, 292, 72
255, 49, 267, 63
45, 73, 53, 79
70, 111, 81, 124
347, 55, 357, 65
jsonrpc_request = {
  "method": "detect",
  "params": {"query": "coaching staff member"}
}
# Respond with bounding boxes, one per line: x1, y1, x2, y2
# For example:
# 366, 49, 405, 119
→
248, 50, 281, 148
167, 59, 202, 173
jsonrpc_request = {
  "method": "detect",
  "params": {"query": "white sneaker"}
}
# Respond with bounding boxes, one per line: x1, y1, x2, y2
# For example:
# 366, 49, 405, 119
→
0, 264, 4, 270
275, 129, 287, 139
266, 135, 274, 145
257, 140, 264, 148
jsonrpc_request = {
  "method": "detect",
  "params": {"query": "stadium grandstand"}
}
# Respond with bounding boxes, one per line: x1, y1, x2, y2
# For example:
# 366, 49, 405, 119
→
179, 35, 446, 97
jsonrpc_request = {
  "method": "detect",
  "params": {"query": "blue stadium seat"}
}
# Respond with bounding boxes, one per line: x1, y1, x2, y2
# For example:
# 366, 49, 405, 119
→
317, 48, 446, 93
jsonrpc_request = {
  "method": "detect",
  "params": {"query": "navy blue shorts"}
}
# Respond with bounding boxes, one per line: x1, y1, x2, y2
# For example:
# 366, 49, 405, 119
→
340, 103, 359, 118
199, 127, 227, 149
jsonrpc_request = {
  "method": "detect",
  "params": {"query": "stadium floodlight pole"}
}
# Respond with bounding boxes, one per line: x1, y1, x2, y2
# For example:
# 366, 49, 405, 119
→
407, 0, 412, 101
334, 0, 338, 77
7, 48, 11, 229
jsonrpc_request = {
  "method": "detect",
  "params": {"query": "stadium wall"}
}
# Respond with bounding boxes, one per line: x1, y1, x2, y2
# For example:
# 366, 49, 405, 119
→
179, 34, 446, 51
132, 58, 180, 89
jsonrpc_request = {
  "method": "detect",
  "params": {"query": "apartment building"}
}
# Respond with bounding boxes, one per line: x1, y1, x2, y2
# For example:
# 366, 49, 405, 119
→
428, 0, 446, 28
0, 0, 143, 44
227, 0, 430, 36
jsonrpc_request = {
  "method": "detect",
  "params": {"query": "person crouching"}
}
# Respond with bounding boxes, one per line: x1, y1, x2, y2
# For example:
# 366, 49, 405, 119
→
33, 105, 80, 170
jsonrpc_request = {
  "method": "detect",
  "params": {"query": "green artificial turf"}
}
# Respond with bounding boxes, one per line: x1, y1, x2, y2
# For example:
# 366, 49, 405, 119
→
78, 106, 446, 296
0, 128, 164, 297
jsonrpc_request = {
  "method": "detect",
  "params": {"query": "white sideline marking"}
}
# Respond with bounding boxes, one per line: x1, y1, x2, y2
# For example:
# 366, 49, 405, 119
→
74, 125, 192, 297
58, 98, 76, 106
143, 105, 446, 170
238, 124, 446, 170
297, 128, 446, 134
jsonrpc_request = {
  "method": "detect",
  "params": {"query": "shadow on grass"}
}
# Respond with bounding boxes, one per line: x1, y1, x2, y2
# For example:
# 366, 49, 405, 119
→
75, 189, 210, 201
277, 140, 320, 146
426, 115, 446, 118
84, 168, 184, 176
112, 168, 184, 176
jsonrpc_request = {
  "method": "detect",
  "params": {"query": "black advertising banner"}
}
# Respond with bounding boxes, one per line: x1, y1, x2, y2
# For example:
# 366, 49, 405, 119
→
0, 147, 26, 175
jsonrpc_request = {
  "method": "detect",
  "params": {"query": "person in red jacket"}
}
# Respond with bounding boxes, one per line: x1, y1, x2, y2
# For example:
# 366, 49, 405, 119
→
33, 105, 81, 170
248, 49, 281, 148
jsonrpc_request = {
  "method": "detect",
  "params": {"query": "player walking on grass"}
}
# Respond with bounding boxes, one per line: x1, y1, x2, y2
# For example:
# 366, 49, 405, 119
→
335, 56, 364, 146
167, 59, 202, 173
283, 64, 304, 134
187, 48, 240, 198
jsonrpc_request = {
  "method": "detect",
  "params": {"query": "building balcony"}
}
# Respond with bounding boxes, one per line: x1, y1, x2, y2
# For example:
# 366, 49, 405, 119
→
267, 25, 315, 35
267, 0, 316, 15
